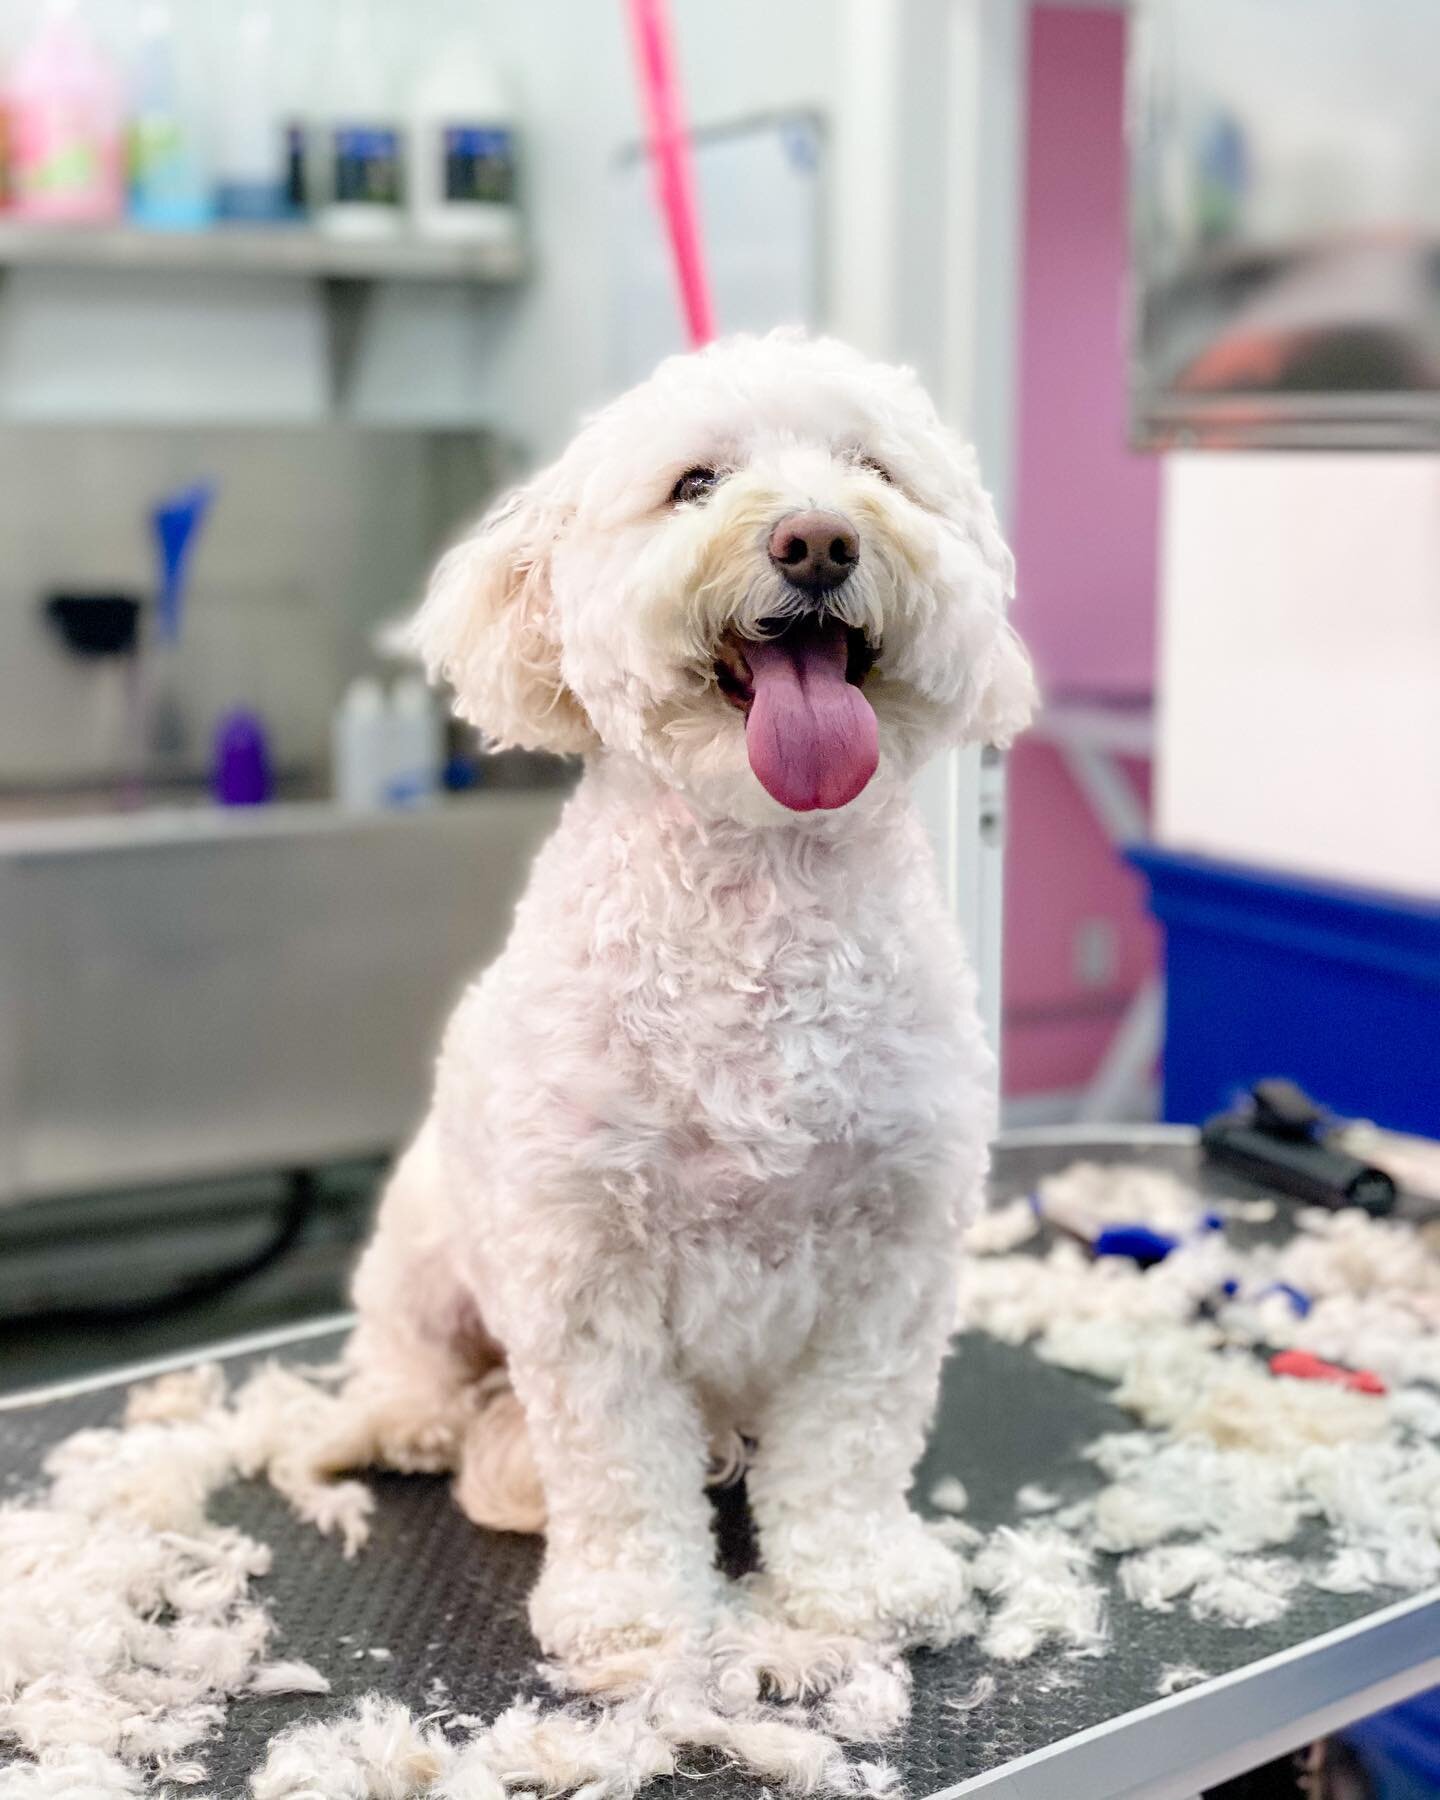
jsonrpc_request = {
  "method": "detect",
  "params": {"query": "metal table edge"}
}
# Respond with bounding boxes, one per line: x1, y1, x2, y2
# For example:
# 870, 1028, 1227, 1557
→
994, 1123, 1199, 1152
0, 1311, 356, 1412
925, 1587, 1440, 1800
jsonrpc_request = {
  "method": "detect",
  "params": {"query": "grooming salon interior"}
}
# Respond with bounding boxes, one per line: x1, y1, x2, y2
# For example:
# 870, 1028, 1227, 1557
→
1, 2, 1439, 1797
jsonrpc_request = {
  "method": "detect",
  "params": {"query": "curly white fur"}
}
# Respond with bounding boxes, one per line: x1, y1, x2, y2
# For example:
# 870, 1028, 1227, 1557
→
340, 331, 1035, 1680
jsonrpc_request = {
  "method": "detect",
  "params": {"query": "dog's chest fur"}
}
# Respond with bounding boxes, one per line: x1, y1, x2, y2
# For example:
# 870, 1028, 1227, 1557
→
450, 767, 992, 1232
608, 823, 963, 1179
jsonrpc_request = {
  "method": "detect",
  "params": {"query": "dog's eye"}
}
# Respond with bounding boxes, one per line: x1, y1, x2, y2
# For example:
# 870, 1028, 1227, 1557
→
858, 455, 893, 484
670, 466, 721, 506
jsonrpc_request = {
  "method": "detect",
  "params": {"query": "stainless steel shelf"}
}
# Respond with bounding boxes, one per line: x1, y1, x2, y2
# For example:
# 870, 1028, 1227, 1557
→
0, 221, 527, 283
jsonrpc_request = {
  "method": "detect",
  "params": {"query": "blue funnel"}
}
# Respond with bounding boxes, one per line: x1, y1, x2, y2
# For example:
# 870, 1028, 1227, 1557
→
151, 481, 214, 645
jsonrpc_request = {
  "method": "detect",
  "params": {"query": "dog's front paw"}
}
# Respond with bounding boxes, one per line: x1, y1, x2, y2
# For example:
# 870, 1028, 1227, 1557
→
529, 1557, 715, 1692
765, 1514, 978, 1650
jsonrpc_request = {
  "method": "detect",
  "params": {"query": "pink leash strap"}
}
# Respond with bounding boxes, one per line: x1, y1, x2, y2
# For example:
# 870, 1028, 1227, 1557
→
626, 0, 717, 347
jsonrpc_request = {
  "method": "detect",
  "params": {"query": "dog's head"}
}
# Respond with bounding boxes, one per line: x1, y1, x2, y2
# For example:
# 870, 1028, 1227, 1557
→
414, 332, 1035, 825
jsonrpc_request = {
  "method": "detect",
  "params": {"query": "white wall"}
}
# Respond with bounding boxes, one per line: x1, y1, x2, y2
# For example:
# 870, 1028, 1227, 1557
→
463, 0, 1025, 460
453, 0, 854, 458
1158, 453, 1440, 899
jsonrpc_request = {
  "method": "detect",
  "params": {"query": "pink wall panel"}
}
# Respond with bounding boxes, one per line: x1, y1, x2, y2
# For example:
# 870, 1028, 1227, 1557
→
1010, 4, 1159, 697
1002, 740, 1157, 1097
1002, 5, 1161, 1102
1004, 742, 1156, 1010
1005, 1011, 1130, 1100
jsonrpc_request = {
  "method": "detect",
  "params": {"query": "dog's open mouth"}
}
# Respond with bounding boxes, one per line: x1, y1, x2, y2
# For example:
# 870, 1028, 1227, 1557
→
715, 617, 880, 813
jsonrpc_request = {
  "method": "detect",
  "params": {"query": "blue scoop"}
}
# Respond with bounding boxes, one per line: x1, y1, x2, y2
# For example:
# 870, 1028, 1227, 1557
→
151, 482, 214, 645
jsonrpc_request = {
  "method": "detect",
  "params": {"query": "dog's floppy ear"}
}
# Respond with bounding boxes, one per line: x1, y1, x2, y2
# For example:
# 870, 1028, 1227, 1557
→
917, 417, 1038, 750
970, 620, 1038, 749
410, 469, 598, 754
953, 480, 1038, 750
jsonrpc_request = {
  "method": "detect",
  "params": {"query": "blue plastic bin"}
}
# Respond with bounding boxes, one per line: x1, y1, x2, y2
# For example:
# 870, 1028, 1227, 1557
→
1345, 1689, 1440, 1800
1127, 847, 1440, 1136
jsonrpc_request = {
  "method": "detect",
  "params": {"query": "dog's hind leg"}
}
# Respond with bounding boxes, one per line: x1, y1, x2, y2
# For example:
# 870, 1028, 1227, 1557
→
317, 1117, 546, 1534
320, 1119, 500, 1481
452, 1370, 546, 1533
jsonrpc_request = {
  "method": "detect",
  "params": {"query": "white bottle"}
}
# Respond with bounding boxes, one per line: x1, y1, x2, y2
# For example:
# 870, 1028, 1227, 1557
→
332, 676, 388, 809
409, 41, 518, 245
319, 0, 403, 238
384, 675, 443, 807
128, 0, 212, 229
214, 0, 290, 223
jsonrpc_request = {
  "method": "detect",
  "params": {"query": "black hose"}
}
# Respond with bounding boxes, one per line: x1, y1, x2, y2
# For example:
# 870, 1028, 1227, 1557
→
6, 1168, 321, 1331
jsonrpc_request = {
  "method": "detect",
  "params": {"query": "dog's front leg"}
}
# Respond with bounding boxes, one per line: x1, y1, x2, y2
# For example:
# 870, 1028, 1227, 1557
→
508, 1323, 721, 1688
746, 1257, 972, 1650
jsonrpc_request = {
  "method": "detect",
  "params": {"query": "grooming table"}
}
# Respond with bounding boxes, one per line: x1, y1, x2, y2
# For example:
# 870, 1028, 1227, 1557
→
4, 1127, 1439, 1800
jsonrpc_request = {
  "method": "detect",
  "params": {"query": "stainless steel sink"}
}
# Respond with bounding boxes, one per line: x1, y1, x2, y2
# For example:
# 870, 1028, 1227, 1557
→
0, 793, 566, 1207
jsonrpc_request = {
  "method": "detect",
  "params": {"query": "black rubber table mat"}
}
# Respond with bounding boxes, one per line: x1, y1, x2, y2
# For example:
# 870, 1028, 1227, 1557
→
0, 1139, 1409, 1797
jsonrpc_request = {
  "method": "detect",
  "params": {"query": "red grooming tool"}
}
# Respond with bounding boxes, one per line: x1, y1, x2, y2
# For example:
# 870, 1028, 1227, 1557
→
1269, 1349, 1387, 1396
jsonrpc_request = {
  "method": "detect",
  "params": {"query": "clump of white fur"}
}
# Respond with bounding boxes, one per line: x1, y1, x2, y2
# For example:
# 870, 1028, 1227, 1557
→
0, 1361, 364, 1794
251, 1697, 450, 1800
962, 1196, 1037, 1255
250, 1660, 333, 1697
1035, 1163, 1205, 1241
971, 1527, 1106, 1663
1118, 1545, 1302, 1628
250, 1613, 914, 1800
1155, 1664, 1210, 1697
927, 1476, 969, 1515
963, 1165, 1440, 1636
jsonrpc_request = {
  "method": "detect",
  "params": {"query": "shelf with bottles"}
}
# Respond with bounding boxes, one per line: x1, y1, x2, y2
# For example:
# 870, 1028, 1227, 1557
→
1, 0, 524, 286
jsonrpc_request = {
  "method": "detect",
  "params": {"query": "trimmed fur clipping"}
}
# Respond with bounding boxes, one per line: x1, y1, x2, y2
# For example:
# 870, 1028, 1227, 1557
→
962, 1164, 1440, 1637
0, 1360, 364, 1797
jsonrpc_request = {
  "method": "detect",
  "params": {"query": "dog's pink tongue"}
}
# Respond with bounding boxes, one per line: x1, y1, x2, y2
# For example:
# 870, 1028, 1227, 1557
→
745, 621, 879, 812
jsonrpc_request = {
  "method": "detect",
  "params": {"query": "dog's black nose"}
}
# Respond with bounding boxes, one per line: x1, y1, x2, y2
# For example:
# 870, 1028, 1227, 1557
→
768, 510, 860, 595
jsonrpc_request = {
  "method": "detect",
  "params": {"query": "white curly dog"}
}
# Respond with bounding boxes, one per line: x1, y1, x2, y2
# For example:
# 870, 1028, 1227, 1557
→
340, 331, 1035, 1687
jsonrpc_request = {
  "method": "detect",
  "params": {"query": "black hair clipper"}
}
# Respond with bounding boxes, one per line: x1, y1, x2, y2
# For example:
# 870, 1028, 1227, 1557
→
1201, 1078, 1397, 1216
